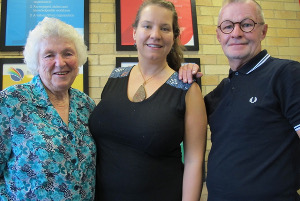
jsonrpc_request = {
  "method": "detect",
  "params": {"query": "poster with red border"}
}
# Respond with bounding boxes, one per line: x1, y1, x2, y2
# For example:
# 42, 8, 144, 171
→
116, 0, 199, 51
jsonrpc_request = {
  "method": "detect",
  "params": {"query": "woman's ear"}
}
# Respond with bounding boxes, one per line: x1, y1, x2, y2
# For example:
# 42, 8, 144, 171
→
133, 29, 136, 41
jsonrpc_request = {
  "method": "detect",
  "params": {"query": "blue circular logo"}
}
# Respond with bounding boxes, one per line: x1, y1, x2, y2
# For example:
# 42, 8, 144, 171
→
9, 68, 24, 82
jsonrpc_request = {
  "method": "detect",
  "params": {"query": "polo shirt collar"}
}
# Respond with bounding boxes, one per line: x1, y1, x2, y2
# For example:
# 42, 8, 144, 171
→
229, 50, 270, 76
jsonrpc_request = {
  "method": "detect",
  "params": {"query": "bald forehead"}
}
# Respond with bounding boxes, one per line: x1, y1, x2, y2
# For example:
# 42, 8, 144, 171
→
221, 0, 260, 7
218, 1, 262, 24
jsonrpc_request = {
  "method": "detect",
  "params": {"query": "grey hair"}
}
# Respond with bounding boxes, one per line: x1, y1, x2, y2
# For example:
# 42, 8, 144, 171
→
23, 17, 87, 76
219, 0, 265, 24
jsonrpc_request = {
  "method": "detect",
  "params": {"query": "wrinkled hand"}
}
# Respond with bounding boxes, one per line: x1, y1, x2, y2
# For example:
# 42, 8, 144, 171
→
178, 63, 203, 84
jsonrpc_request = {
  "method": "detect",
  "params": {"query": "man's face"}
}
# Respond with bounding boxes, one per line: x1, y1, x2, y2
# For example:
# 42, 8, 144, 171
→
216, 1, 268, 69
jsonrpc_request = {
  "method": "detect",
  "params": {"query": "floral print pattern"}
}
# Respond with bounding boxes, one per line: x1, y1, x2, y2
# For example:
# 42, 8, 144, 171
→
0, 76, 96, 201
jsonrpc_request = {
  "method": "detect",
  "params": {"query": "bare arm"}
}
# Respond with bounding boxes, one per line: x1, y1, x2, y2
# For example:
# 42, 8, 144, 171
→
178, 63, 203, 84
182, 83, 207, 201
297, 130, 300, 138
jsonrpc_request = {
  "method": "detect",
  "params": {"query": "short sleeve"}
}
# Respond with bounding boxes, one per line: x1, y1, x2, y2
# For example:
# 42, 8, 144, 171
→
275, 60, 300, 131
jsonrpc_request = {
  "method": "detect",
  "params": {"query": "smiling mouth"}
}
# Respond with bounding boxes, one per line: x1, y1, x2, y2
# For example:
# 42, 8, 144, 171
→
147, 44, 163, 48
229, 42, 248, 46
54, 72, 69, 75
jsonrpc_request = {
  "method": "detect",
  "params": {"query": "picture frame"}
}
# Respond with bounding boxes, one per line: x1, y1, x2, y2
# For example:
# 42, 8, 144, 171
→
0, 58, 89, 95
116, 57, 201, 87
0, 0, 89, 51
115, 0, 199, 51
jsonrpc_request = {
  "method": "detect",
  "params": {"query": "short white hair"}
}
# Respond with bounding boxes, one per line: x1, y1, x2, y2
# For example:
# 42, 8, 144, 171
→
23, 17, 87, 76
219, 0, 265, 24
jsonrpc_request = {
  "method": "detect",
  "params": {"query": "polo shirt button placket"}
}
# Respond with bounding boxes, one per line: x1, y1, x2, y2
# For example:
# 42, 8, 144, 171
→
231, 72, 239, 91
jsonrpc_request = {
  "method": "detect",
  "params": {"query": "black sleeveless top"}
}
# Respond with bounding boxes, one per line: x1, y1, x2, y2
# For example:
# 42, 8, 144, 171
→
89, 66, 191, 201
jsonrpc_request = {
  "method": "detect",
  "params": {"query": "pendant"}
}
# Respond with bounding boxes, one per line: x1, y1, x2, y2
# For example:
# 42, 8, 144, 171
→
133, 84, 146, 102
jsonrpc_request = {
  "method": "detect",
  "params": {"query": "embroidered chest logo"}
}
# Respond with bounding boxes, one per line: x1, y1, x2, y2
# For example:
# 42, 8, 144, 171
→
249, 97, 258, 103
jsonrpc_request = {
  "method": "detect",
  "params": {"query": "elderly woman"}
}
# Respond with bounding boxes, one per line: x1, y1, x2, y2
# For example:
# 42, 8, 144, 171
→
0, 17, 96, 200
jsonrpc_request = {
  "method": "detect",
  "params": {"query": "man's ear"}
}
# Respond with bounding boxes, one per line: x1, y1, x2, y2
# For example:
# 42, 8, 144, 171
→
216, 29, 221, 43
260, 24, 268, 41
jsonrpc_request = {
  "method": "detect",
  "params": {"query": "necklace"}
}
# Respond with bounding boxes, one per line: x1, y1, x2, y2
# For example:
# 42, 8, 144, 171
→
132, 64, 167, 102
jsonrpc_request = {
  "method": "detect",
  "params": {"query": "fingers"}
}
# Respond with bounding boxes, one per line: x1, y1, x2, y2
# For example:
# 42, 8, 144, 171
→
186, 65, 194, 84
178, 63, 202, 83
178, 66, 183, 80
191, 64, 199, 75
186, 63, 200, 84
178, 65, 189, 83
196, 72, 203, 78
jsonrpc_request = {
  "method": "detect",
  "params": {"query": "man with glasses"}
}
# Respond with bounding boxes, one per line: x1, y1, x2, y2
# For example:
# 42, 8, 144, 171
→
202, 0, 300, 200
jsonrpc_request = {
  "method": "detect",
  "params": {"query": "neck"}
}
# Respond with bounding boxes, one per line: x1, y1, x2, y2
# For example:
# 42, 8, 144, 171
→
46, 88, 69, 104
229, 60, 245, 71
229, 49, 263, 71
138, 61, 168, 76
44, 86, 70, 126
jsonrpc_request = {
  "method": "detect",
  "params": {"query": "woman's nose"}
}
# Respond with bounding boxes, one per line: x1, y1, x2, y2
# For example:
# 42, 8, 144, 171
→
55, 55, 66, 67
150, 28, 161, 39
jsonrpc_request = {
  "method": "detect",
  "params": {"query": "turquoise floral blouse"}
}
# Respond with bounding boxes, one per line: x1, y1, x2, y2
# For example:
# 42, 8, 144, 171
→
0, 76, 96, 201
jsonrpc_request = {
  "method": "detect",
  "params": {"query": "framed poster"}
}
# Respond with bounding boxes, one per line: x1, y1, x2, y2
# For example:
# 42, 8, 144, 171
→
116, 0, 199, 51
0, 58, 89, 95
0, 0, 89, 51
116, 57, 201, 87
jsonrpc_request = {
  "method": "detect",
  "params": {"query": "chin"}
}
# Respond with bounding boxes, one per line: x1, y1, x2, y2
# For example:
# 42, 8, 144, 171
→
226, 49, 249, 60
147, 55, 163, 61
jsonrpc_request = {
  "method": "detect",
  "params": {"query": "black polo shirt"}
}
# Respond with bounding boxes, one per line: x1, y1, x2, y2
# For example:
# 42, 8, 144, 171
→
205, 50, 300, 201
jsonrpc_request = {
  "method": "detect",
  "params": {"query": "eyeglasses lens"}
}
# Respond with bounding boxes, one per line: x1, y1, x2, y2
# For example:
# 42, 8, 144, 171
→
220, 19, 255, 34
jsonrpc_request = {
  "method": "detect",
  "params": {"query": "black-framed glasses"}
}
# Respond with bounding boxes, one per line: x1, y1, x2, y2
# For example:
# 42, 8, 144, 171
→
218, 18, 264, 34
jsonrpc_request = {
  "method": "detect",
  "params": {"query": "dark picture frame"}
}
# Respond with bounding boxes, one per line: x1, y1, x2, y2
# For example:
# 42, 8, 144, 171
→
0, 58, 89, 95
116, 0, 199, 51
0, 0, 89, 51
116, 57, 201, 87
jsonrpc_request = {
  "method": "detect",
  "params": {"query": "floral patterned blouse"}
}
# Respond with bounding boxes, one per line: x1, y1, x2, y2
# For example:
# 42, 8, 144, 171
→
0, 76, 96, 201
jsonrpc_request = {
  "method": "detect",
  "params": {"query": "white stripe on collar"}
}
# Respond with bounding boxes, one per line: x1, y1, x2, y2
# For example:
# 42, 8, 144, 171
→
294, 124, 300, 131
246, 54, 270, 74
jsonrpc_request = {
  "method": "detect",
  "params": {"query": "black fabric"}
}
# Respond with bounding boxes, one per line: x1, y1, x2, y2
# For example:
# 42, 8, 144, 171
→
205, 50, 300, 201
89, 67, 190, 201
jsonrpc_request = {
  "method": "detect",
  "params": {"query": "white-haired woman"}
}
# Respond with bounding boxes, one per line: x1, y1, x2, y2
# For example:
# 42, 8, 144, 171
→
0, 17, 96, 200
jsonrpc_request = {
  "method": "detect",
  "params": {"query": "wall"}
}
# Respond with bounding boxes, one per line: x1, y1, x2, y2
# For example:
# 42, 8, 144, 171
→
0, 0, 300, 200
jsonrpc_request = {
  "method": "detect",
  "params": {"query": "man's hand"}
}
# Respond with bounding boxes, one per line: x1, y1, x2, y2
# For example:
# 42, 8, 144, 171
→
178, 63, 203, 84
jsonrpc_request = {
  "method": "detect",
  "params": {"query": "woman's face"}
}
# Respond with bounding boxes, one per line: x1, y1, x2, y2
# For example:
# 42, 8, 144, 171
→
38, 37, 79, 94
133, 5, 174, 62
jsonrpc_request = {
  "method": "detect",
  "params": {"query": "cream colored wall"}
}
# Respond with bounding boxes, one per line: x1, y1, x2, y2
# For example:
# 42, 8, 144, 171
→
0, 0, 299, 200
